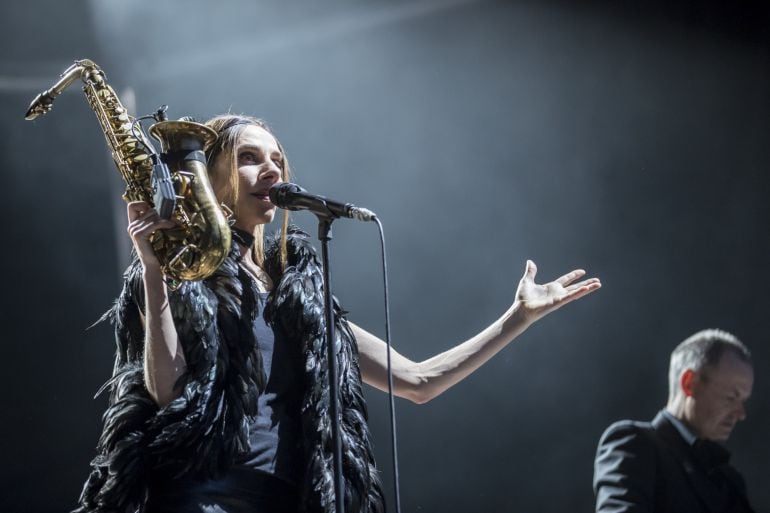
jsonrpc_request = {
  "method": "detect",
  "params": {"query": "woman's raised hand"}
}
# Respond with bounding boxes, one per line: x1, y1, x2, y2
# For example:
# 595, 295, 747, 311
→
126, 201, 175, 272
513, 260, 601, 325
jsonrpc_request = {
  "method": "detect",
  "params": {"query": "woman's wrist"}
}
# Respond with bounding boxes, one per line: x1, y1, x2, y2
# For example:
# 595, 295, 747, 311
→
505, 301, 535, 331
141, 261, 165, 284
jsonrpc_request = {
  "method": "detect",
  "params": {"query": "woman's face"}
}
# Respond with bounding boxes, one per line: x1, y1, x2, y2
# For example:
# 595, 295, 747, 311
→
216, 124, 284, 229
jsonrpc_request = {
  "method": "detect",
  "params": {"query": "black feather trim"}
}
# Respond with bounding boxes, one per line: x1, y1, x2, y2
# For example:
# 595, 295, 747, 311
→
75, 229, 383, 513
266, 228, 385, 513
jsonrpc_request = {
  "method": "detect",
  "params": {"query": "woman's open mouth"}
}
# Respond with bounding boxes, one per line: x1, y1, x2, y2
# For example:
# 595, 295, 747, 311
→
251, 191, 271, 202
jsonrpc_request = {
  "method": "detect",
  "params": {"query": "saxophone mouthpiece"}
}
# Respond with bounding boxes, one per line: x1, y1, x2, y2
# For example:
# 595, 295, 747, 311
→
25, 91, 54, 120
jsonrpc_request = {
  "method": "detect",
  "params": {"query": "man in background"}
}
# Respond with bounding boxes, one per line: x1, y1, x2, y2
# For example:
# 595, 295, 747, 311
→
594, 329, 755, 512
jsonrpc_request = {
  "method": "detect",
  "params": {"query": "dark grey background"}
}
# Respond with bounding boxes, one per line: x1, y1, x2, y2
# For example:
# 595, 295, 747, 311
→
1, 1, 768, 511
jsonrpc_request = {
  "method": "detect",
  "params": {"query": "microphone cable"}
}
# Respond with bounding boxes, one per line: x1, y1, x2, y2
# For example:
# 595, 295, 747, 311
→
372, 215, 403, 513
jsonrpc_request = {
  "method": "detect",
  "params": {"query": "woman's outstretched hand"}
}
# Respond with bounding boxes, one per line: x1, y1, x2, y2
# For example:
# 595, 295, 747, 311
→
514, 260, 601, 325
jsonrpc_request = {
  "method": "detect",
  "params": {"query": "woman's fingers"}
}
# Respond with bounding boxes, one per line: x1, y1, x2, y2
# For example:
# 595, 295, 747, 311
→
561, 280, 602, 303
127, 201, 177, 237
126, 201, 152, 222
129, 218, 173, 238
125, 201, 176, 270
128, 219, 154, 238
555, 269, 586, 286
565, 277, 601, 292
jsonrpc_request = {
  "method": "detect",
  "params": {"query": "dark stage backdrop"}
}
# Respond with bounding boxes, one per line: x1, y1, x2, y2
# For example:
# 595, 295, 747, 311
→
1, 1, 768, 512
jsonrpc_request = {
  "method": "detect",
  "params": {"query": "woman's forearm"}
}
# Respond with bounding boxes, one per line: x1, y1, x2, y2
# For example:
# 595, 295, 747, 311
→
412, 304, 531, 401
356, 304, 532, 404
142, 265, 186, 407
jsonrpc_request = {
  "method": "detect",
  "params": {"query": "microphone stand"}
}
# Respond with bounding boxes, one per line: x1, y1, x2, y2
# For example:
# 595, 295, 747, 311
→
317, 214, 345, 513
270, 184, 376, 513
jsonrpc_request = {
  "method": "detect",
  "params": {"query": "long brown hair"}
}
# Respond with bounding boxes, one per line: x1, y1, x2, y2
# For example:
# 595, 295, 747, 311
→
205, 114, 290, 271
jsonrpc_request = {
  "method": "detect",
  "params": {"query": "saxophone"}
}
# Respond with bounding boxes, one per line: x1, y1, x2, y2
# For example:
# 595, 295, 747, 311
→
25, 59, 231, 284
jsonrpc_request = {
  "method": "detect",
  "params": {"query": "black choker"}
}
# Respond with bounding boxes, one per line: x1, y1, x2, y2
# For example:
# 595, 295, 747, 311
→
231, 227, 255, 249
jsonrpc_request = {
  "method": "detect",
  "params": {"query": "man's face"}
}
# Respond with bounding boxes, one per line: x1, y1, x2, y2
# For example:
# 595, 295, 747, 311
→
687, 350, 754, 442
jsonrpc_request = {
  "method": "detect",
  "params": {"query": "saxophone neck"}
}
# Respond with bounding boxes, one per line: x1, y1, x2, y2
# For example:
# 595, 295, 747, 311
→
24, 59, 102, 120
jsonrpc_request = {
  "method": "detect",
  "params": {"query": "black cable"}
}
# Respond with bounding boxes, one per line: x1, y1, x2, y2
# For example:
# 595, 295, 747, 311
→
130, 105, 172, 157
373, 216, 402, 513
130, 114, 159, 156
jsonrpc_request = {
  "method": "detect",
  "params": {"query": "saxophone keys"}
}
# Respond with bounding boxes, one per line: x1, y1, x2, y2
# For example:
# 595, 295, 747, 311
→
117, 139, 137, 150
168, 245, 198, 272
131, 154, 150, 164
174, 177, 190, 197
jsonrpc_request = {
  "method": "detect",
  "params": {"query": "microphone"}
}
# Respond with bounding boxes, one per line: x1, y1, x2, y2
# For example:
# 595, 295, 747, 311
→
269, 183, 376, 221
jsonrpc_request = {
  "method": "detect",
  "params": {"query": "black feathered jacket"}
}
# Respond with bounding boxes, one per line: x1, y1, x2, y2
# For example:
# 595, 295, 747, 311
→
74, 229, 384, 513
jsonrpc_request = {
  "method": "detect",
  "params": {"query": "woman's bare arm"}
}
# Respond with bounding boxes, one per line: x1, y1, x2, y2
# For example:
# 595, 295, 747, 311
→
127, 201, 186, 407
355, 260, 601, 404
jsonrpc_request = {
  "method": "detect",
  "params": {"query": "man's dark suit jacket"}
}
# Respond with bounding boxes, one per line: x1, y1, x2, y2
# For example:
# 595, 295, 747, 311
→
593, 410, 754, 513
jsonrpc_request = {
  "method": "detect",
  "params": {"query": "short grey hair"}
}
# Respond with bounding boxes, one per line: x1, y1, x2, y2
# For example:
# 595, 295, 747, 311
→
667, 329, 751, 403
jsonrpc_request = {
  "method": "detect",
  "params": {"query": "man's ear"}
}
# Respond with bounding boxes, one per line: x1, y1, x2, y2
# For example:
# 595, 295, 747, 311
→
681, 369, 697, 397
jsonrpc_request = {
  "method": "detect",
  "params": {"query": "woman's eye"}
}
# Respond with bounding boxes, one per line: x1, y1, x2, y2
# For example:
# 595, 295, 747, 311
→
273, 158, 283, 169
239, 151, 258, 164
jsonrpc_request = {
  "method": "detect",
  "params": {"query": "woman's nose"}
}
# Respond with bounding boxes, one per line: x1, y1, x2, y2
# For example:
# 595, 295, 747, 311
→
260, 165, 281, 184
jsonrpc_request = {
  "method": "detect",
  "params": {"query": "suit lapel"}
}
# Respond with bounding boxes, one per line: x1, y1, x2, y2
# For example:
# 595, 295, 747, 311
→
651, 412, 723, 513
